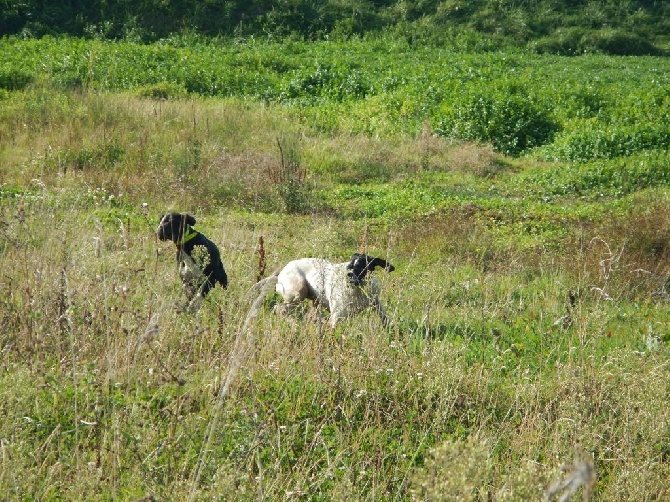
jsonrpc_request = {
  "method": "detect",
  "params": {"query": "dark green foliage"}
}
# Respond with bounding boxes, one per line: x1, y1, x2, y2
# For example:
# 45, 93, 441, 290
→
280, 63, 373, 104
0, 68, 33, 90
270, 134, 312, 214
585, 29, 661, 56
1, 0, 668, 55
542, 125, 670, 163
437, 92, 560, 156
533, 27, 663, 56
516, 150, 670, 198
50, 143, 126, 172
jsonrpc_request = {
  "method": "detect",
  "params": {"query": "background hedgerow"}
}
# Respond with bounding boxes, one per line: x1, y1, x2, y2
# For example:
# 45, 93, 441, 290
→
2, 0, 669, 55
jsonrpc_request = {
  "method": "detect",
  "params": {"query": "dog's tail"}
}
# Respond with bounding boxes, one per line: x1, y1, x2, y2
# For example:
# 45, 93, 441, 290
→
248, 268, 280, 297
241, 270, 280, 326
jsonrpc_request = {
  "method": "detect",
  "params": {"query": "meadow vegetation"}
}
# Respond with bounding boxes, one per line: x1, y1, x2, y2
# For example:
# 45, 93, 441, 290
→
0, 34, 669, 500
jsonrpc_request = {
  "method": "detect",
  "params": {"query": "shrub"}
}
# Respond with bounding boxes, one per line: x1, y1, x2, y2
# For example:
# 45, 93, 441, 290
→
532, 27, 660, 56
135, 82, 187, 100
0, 68, 33, 90
531, 27, 594, 56
585, 29, 660, 56
541, 123, 670, 163
279, 63, 372, 104
437, 92, 560, 156
47, 143, 125, 172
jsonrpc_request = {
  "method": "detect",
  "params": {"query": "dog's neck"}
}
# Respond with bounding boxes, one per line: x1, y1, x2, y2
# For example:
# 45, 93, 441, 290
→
347, 271, 367, 287
177, 225, 199, 247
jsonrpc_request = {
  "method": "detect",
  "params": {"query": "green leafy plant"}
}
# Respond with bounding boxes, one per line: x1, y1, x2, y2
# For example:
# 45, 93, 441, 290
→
0, 68, 33, 90
437, 91, 560, 156
135, 82, 187, 100
540, 123, 670, 163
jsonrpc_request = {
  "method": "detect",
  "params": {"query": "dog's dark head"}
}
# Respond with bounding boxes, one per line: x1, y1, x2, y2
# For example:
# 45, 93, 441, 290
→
346, 253, 395, 286
157, 213, 196, 244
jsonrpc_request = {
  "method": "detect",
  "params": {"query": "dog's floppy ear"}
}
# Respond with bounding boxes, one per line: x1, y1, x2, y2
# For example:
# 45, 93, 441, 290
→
183, 213, 196, 226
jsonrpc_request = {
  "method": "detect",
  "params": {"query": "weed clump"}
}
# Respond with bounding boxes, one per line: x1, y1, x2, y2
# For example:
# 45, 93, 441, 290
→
135, 82, 187, 100
268, 133, 311, 214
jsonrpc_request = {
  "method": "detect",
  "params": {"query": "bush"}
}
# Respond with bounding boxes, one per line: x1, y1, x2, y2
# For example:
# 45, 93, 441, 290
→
531, 27, 590, 55
135, 82, 187, 100
532, 27, 661, 56
279, 63, 373, 104
516, 150, 670, 198
541, 123, 670, 163
437, 91, 560, 156
586, 29, 661, 56
0, 69, 33, 90
269, 134, 312, 214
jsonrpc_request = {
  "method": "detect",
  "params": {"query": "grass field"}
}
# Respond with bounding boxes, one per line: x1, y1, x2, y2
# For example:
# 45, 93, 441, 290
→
1, 37, 669, 500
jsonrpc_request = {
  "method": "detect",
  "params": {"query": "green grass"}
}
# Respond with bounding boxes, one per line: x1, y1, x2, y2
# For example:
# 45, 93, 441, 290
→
0, 37, 670, 500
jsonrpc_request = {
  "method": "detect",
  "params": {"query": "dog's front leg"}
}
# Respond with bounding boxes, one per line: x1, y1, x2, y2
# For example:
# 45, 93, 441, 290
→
372, 298, 391, 329
328, 310, 342, 328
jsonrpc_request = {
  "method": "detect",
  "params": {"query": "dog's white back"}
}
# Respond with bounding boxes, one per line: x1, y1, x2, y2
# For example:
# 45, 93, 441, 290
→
275, 257, 388, 327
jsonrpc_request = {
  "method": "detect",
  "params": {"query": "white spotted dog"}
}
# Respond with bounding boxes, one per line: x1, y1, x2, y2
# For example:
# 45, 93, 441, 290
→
156, 213, 228, 302
273, 253, 395, 328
